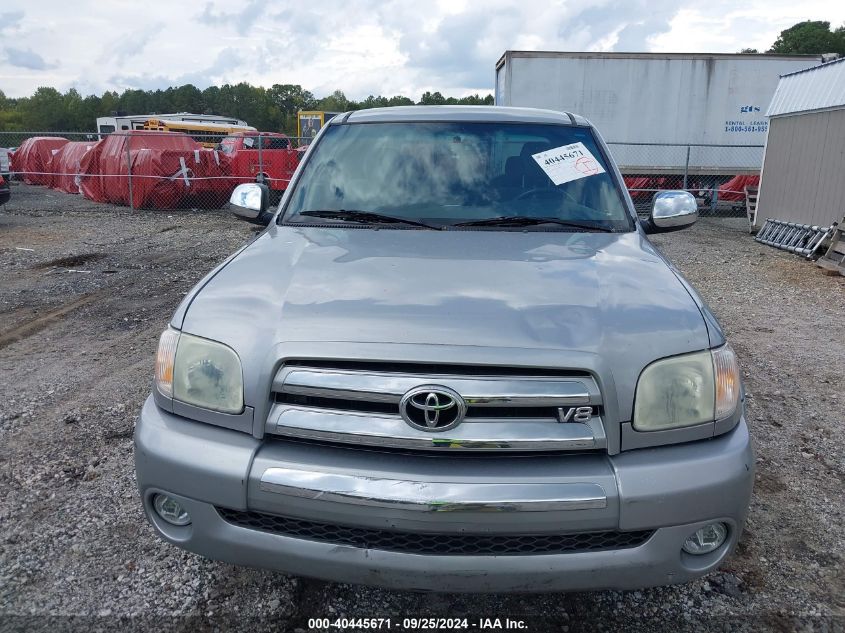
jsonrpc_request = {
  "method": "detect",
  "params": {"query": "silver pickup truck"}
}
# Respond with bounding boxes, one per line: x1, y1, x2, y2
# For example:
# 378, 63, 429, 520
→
135, 106, 753, 593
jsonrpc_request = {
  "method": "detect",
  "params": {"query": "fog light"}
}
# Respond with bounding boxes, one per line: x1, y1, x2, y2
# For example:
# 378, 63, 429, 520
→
682, 522, 727, 555
153, 494, 191, 526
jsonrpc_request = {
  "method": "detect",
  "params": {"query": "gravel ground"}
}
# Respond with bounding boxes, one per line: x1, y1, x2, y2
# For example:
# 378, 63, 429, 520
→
0, 183, 843, 632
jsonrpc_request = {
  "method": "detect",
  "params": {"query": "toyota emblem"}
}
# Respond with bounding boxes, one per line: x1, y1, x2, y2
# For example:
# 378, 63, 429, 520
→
399, 385, 467, 432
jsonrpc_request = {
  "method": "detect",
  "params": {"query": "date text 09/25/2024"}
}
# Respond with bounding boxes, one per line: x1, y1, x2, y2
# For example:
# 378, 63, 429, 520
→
307, 617, 529, 630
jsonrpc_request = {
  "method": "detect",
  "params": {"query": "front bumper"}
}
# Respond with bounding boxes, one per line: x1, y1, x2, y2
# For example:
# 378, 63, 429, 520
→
135, 395, 754, 592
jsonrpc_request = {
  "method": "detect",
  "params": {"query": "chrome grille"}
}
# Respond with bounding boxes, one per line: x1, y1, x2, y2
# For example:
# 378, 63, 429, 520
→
267, 362, 606, 452
217, 507, 652, 555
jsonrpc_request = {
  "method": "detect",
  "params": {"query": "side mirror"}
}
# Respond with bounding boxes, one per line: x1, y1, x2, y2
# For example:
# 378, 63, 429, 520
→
229, 183, 273, 226
642, 190, 698, 234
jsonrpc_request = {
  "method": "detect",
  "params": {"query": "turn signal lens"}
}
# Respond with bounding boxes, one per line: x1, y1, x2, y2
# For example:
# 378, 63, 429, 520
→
155, 328, 180, 397
712, 345, 740, 419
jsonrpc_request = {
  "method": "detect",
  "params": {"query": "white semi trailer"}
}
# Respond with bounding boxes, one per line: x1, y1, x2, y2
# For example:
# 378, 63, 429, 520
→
495, 52, 826, 174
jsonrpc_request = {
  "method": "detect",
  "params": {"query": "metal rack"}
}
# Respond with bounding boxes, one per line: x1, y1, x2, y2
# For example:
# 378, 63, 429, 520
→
754, 219, 837, 259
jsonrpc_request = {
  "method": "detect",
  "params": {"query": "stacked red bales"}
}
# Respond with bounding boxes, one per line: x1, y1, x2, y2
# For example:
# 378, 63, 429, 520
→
717, 174, 760, 202
79, 131, 230, 209
48, 141, 95, 193
623, 176, 687, 202
623, 176, 655, 202
11, 137, 69, 185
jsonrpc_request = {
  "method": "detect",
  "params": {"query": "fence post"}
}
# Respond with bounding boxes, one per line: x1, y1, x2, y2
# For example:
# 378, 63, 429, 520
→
126, 136, 134, 211
257, 132, 264, 186
682, 145, 691, 190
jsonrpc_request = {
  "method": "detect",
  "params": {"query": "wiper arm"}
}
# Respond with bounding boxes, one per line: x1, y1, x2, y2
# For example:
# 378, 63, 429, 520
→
298, 209, 440, 230
452, 216, 615, 232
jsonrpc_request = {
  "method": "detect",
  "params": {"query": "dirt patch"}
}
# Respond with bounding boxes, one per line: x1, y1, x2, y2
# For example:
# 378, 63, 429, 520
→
35, 252, 106, 269
0, 293, 99, 349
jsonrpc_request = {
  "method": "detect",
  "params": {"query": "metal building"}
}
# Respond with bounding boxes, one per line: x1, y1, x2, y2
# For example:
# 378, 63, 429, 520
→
756, 57, 845, 228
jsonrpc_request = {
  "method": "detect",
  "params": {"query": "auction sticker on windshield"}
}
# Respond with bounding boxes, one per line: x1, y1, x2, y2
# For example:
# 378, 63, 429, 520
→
532, 142, 606, 186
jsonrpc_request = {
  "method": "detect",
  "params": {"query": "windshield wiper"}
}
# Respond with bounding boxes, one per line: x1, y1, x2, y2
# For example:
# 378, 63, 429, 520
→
452, 216, 615, 232
298, 209, 440, 230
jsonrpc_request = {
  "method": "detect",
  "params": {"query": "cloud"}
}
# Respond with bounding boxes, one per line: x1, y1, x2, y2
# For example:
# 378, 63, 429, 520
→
3, 46, 57, 70
0, 10, 24, 32
108, 47, 246, 91
614, 17, 674, 51
100, 22, 163, 65
561, 0, 680, 51
198, 0, 268, 35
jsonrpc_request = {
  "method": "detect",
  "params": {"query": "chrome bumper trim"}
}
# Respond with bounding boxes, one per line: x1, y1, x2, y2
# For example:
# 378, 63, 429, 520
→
274, 367, 598, 407
259, 466, 607, 512
268, 405, 606, 451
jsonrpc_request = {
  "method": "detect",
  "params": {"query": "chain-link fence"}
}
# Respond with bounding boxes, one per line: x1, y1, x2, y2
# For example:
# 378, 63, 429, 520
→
606, 142, 764, 218
0, 131, 764, 219
0, 130, 311, 212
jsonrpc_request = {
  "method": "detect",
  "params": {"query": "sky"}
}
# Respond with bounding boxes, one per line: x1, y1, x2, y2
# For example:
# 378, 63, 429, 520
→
1, 0, 843, 100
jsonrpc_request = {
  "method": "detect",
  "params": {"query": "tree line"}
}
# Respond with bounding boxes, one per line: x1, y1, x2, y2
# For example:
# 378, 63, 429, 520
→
0, 84, 493, 134
740, 20, 845, 54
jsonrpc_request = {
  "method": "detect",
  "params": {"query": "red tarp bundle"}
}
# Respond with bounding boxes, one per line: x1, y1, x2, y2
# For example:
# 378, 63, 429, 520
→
624, 176, 672, 202
623, 176, 654, 202
79, 131, 231, 209
623, 175, 687, 202
718, 174, 760, 202
11, 137, 69, 185
47, 141, 95, 193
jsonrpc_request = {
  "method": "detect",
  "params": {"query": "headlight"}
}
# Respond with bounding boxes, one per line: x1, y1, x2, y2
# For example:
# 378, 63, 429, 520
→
154, 328, 244, 414
633, 345, 739, 432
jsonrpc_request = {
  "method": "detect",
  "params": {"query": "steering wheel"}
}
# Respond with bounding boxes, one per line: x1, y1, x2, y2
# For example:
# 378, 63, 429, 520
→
515, 187, 564, 201
516, 187, 584, 210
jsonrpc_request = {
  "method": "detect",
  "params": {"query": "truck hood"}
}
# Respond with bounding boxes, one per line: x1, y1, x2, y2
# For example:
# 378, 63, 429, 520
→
178, 226, 712, 414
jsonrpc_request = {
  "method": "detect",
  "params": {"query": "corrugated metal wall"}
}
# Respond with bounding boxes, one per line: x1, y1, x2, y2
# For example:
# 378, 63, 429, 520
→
767, 57, 845, 117
757, 108, 845, 227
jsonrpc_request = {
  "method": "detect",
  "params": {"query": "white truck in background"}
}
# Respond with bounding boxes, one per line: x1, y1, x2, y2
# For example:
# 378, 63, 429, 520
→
494, 52, 826, 175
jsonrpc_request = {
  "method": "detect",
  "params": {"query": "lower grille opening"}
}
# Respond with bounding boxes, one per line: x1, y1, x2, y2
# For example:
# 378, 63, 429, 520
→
216, 507, 653, 556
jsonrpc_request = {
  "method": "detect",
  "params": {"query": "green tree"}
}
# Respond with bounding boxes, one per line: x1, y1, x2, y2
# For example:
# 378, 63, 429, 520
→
357, 95, 389, 109
268, 84, 316, 113
455, 93, 494, 105
317, 89, 350, 112
267, 83, 316, 132
118, 89, 150, 117
171, 84, 204, 113
100, 91, 120, 117
385, 95, 414, 107
418, 91, 447, 105
768, 20, 845, 55
22, 87, 68, 130
0, 90, 24, 131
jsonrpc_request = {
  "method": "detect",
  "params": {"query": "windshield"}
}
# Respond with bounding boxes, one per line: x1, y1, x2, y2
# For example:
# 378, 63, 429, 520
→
282, 122, 632, 231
